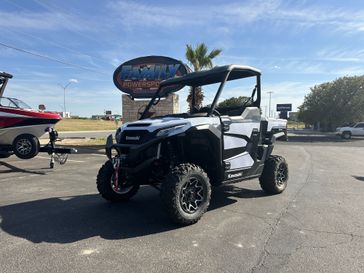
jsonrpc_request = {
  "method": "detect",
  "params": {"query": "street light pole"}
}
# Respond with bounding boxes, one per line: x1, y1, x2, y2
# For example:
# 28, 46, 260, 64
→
59, 79, 78, 117
267, 91, 273, 117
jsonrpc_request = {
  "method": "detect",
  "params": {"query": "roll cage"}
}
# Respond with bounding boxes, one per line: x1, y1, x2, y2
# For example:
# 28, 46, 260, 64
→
141, 65, 261, 119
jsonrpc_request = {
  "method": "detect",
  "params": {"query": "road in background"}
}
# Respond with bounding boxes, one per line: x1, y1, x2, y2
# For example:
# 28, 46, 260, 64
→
0, 140, 364, 273
40, 130, 115, 139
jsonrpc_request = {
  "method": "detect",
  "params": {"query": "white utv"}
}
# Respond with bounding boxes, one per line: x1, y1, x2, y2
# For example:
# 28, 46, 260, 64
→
97, 65, 288, 225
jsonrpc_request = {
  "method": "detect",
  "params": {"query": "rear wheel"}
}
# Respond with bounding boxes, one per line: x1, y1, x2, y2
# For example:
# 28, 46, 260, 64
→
259, 155, 288, 194
160, 163, 211, 225
96, 160, 139, 202
12, 134, 40, 159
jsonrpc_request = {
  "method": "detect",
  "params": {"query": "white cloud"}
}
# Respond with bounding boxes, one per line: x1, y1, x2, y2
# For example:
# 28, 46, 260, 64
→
106, 0, 364, 34
0, 10, 100, 32
317, 48, 364, 63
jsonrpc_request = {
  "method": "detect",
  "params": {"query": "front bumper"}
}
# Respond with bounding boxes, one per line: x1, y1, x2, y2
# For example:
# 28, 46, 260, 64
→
105, 134, 163, 173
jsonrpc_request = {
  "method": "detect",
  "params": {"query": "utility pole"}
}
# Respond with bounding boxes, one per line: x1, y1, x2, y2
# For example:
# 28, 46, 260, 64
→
267, 91, 273, 118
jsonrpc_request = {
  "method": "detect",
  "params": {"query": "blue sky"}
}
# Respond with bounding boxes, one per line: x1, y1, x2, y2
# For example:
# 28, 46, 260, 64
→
1, 0, 364, 117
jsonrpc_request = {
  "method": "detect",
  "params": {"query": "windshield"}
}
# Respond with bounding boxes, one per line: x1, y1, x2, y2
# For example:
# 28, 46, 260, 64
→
141, 74, 260, 119
0, 97, 32, 109
11, 98, 32, 109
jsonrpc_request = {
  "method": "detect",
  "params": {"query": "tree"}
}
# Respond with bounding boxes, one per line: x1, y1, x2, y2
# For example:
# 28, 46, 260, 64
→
298, 76, 364, 131
185, 43, 222, 111
218, 96, 251, 108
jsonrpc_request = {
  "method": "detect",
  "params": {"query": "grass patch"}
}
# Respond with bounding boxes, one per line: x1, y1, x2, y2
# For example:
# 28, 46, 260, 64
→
56, 118, 120, 131
287, 120, 305, 129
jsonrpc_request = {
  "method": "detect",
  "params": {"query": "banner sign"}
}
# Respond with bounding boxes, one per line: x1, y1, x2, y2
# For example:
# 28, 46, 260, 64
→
276, 104, 292, 112
113, 56, 189, 98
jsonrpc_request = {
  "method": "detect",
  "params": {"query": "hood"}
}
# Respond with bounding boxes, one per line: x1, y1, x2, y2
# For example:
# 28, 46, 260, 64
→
336, 126, 351, 131
120, 116, 220, 137
123, 116, 188, 132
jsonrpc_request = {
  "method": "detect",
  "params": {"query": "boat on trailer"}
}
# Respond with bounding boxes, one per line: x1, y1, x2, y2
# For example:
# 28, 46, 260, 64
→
0, 72, 75, 167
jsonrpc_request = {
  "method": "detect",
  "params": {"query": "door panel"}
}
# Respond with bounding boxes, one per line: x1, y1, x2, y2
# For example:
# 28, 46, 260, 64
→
221, 108, 261, 170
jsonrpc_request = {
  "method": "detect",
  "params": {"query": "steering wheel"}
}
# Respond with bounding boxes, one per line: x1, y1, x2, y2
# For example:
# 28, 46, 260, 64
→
212, 108, 221, 117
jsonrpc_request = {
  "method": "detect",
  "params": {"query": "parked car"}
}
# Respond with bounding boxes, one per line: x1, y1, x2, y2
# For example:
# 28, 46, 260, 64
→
336, 122, 364, 139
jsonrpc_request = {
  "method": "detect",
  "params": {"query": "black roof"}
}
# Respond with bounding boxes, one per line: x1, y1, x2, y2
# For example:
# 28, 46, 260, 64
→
0, 72, 13, 79
160, 65, 260, 88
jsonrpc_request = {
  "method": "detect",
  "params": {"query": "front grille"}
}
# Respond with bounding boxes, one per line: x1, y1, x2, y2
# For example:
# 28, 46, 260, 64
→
120, 130, 150, 144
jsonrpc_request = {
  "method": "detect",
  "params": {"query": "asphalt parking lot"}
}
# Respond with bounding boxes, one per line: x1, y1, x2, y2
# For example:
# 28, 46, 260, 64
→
1, 137, 364, 273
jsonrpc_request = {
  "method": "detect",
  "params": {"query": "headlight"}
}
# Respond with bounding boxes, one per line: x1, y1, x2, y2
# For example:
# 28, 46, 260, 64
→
156, 125, 185, 137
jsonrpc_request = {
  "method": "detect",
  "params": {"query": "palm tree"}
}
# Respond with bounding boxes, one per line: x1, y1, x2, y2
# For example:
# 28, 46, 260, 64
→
185, 43, 222, 111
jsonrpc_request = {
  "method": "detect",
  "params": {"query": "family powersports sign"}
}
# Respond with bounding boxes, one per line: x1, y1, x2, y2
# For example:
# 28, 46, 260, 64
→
113, 56, 189, 98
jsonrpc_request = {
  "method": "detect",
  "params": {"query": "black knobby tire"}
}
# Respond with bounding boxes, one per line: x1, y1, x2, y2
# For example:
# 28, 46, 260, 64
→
12, 134, 40, 159
259, 155, 288, 194
341, 131, 351, 139
96, 160, 139, 202
160, 163, 211, 226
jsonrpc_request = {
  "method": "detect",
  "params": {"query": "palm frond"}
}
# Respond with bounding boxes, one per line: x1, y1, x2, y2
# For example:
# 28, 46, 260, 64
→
208, 48, 222, 59
185, 44, 199, 71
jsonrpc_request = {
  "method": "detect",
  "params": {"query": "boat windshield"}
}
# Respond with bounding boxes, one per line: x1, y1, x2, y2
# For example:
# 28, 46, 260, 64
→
0, 97, 32, 109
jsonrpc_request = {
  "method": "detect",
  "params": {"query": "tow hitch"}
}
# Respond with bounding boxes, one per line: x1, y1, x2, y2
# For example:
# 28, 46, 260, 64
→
39, 128, 77, 168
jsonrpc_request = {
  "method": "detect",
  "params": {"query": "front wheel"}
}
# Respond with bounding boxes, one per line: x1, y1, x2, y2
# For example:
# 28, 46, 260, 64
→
341, 131, 351, 139
12, 134, 40, 159
160, 163, 211, 226
259, 155, 288, 194
96, 160, 139, 202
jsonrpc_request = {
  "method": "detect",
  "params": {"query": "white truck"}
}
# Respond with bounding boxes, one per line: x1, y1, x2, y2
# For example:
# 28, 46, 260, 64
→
336, 122, 364, 139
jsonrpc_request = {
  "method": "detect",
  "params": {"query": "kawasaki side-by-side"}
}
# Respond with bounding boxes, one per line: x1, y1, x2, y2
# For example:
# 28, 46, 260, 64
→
97, 65, 288, 225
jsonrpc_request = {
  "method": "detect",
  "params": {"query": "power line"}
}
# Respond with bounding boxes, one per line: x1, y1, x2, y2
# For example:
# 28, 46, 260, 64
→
4, 0, 115, 69
0, 41, 108, 75
3, 28, 116, 68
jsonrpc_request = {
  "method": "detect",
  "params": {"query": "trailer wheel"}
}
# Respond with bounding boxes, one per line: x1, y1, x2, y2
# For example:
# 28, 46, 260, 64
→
160, 163, 211, 226
96, 160, 139, 202
13, 134, 40, 159
259, 155, 288, 194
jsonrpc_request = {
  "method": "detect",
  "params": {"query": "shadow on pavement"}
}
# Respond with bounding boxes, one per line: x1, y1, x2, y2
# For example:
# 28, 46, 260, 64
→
0, 161, 47, 175
57, 145, 105, 154
352, 175, 364, 182
287, 135, 363, 143
0, 185, 267, 243
210, 185, 266, 210
287, 129, 364, 143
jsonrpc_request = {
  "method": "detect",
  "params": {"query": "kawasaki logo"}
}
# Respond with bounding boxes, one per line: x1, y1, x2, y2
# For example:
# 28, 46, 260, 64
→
227, 172, 243, 179
125, 136, 140, 141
